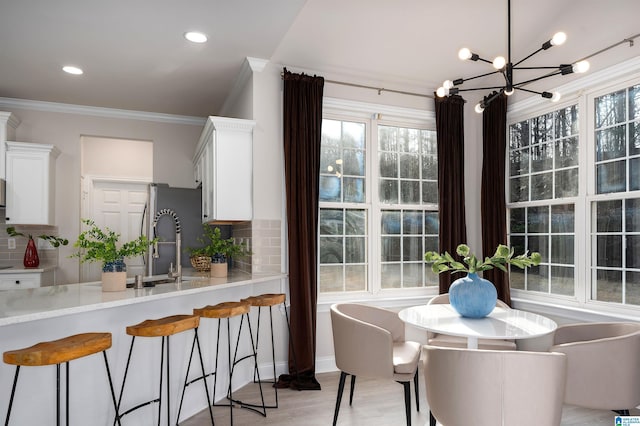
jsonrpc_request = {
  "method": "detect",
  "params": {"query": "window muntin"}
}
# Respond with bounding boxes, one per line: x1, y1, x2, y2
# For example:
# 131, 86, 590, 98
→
318, 115, 437, 296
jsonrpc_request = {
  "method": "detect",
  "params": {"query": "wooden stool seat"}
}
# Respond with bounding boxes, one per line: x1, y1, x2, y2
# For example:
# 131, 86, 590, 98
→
194, 301, 250, 319
126, 314, 199, 337
243, 293, 286, 307
4, 332, 112, 367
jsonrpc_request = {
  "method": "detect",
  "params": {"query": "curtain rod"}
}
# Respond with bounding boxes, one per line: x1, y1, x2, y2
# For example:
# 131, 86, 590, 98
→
280, 33, 639, 99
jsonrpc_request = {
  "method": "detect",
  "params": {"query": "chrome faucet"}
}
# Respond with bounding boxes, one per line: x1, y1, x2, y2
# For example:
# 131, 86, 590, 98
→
152, 209, 182, 282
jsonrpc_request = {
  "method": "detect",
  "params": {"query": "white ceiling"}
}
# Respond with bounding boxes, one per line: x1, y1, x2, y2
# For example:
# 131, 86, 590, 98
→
1, 0, 639, 117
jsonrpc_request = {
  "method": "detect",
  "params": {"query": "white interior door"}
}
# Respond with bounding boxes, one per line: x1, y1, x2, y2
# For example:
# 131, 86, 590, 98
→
81, 178, 149, 282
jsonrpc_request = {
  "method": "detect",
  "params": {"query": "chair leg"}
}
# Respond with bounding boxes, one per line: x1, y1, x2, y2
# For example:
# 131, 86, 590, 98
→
5, 365, 21, 425
429, 410, 436, 426
349, 375, 356, 406
333, 372, 348, 426
413, 370, 419, 412
402, 381, 411, 426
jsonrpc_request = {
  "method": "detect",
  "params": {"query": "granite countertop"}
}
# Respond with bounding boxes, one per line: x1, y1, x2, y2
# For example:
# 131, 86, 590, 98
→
0, 271, 286, 326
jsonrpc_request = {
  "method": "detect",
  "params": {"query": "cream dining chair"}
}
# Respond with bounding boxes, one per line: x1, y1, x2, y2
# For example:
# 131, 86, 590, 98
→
423, 345, 567, 426
426, 293, 517, 350
330, 303, 421, 426
549, 322, 640, 415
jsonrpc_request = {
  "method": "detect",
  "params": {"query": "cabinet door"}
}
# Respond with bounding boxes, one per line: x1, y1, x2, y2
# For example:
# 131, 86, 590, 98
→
0, 274, 40, 290
213, 128, 252, 220
200, 142, 214, 223
6, 152, 50, 224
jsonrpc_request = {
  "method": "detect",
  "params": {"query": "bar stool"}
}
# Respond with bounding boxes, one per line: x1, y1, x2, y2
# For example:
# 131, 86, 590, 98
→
242, 293, 297, 409
190, 301, 266, 426
3, 332, 119, 426
115, 314, 214, 426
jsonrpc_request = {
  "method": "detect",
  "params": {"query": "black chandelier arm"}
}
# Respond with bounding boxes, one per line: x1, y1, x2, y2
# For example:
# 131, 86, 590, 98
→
456, 85, 507, 92
454, 69, 503, 85
512, 47, 545, 67
515, 87, 547, 96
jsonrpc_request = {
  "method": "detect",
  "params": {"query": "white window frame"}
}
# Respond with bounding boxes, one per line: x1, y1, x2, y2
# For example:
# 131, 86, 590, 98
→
318, 97, 438, 306
507, 56, 640, 321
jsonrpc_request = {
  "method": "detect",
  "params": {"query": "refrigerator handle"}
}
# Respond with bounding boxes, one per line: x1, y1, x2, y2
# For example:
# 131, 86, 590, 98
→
140, 202, 148, 266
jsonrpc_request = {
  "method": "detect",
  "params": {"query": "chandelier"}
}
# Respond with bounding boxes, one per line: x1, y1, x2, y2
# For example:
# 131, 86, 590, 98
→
436, 0, 590, 113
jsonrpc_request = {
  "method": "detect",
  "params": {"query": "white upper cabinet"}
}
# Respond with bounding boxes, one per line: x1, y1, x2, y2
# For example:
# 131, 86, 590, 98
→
5, 142, 60, 225
194, 116, 255, 222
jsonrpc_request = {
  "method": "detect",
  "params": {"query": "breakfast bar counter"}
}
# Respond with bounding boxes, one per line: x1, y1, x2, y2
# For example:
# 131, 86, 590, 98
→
0, 271, 288, 425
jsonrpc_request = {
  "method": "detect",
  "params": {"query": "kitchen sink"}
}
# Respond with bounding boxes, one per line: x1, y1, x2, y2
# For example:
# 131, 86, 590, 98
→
127, 276, 194, 288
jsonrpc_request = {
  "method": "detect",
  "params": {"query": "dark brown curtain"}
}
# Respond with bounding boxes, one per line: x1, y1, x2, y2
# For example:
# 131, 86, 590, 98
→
480, 92, 511, 305
435, 95, 467, 293
278, 69, 324, 391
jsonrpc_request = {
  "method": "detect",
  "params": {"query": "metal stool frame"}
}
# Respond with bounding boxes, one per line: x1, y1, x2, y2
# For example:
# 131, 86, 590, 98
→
115, 328, 213, 426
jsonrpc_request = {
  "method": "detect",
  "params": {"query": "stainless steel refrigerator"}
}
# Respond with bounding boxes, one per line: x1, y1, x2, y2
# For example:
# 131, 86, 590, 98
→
144, 183, 202, 276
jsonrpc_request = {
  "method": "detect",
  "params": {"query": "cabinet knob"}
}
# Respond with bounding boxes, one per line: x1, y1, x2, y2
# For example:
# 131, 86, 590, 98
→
5, 218, 9, 221
15, 280, 20, 285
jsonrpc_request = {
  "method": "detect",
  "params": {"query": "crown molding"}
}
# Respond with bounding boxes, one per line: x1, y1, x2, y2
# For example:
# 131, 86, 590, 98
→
219, 57, 269, 116
508, 55, 640, 117
0, 97, 206, 126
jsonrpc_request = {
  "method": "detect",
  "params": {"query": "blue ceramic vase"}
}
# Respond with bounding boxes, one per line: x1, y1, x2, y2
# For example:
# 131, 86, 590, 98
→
449, 272, 497, 318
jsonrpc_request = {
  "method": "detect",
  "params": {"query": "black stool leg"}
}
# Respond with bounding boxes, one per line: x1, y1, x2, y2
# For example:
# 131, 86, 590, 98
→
157, 336, 166, 426
349, 375, 356, 405
114, 336, 136, 425
413, 370, 419, 411
65, 362, 70, 426
5, 365, 21, 426
227, 318, 233, 426
56, 363, 61, 426
102, 351, 122, 426
166, 335, 171, 426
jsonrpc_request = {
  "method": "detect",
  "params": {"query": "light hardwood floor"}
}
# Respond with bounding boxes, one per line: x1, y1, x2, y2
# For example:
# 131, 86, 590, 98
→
181, 370, 635, 425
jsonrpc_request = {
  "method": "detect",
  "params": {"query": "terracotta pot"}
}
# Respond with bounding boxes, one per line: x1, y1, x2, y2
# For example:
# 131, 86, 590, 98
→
210, 262, 228, 278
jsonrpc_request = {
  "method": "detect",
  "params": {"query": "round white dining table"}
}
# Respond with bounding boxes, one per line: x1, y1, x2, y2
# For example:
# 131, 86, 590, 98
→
398, 303, 557, 349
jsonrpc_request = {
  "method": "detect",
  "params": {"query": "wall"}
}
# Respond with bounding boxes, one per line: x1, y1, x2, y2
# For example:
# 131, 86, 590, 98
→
0, 105, 204, 284
81, 136, 153, 179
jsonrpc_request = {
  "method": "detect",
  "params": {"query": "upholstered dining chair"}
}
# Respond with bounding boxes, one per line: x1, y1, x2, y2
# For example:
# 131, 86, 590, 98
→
423, 346, 567, 426
426, 293, 517, 350
549, 322, 640, 415
330, 303, 421, 426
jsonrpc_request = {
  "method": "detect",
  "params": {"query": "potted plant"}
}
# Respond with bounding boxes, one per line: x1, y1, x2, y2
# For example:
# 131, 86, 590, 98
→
6, 227, 69, 268
71, 219, 154, 292
186, 225, 250, 277
424, 244, 541, 318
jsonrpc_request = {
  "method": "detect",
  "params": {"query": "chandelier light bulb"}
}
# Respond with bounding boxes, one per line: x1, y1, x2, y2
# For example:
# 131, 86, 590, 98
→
436, 87, 447, 98
458, 48, 472, 61
551, 32, 567, 46
474, 103, 485, 114
443, 80, 454, 89
573, 60, 590, 73
504, 87, 515, 96
492, 56, 506, 70
551, 92, 562, 102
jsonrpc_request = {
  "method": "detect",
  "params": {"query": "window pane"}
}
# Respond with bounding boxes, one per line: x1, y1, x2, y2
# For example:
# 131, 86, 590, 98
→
320, 237, 343, 263
626, 235, 640, 269
555, 105, 578, 137
345, 265, 366, 291
424, 212, 439, 235
403, 211, 423, 234
550, 266, 574, 296
531, 172, 553, 200
381, 211, 401, 234
379, 179, 398, 204
595, 269, 622, 303
551, 235, 574, 264
381, 237, 401, 262
528, 236, 549, 262
343, 122, 365, 149
555, 168, 578, 198
596, 200, 622, 232
401, 181, 420, 204
422, 154, 437, 180
422, 181, 438, 204
555, 137, 578, 168
509, 121, 529, 148
626, 198, 640, 232
321, 147, 341, 174
626, 271, 640, 306
319, 265, 343, 292
631, 121, 640, 156
343, 149, 365, 176
596, 161, 626, 194
319, 209, 343, 235
379, 152, 398, 178
398, 128, 420, 153
551, 204, 574, 233
510, 148, 529, 176
510, 208, 525, 233
400, 154, 419, 179
511, 268, 525, 289
528, 265, 549, 292
403, 263, 424, 288
319, 175, 341, 201
596, 126, 626, 161
528, 206, 549, 233
378, 126, 397, 151
424, 236, 439, 253
403, 237, 423, 261
631, 158, 640, 191
510, 236, 526, 257
596, 90, 626, 127
531, 143, 553, 172
509, 177, 528, 202
345, 237, 365, 263
630, 85, 640, 120
597, 235, 622, 267
344, 177, 364, 203
531, 114, 553, 143
345, 209, 366, 235
321, 119, 342, 146
381, 264, 401, 289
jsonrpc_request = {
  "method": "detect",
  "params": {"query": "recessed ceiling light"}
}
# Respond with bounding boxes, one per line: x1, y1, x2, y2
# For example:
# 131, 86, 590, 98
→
184, 31, 207, 43
62, 66, 83, 75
